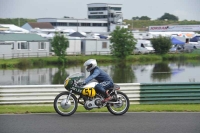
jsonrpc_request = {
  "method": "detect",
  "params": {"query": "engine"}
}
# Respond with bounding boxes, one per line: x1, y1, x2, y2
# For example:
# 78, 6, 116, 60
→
84, 98, 102, 110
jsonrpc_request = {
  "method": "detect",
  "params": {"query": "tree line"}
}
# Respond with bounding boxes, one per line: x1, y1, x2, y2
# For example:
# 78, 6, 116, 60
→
52, 26, 172, 64
132, 13, 179, 21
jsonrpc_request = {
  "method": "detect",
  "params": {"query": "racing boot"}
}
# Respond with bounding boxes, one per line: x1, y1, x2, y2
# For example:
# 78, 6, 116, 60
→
102, 90, 112, 103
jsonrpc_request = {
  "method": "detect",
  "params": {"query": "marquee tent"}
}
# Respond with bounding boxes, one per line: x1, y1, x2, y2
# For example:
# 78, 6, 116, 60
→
171, 37, 185, 45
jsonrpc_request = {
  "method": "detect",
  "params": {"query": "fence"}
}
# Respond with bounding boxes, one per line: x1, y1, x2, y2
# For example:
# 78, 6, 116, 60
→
0, 51, 155, 59
0, 52, 50, 59
0, 82, 200, 105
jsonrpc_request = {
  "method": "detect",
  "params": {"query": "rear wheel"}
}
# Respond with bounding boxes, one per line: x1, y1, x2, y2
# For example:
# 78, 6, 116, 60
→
107, 91, 129, 115
54, 92, 78, 116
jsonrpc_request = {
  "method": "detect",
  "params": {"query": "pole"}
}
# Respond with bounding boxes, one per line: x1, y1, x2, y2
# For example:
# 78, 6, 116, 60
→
132, 19, 133, 30
77, 19, 79, 31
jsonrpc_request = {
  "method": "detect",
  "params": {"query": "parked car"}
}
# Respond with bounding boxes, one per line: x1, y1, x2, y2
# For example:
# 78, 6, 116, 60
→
169, 44, 184, 53
133, 46, 150, 54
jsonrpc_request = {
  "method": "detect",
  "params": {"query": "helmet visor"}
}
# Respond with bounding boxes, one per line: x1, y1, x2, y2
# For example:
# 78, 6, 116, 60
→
86, 64, 92, 72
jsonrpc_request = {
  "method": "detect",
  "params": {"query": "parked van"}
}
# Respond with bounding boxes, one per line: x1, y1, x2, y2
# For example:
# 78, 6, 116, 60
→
184, 39, 198, 53
136, 40, 154, 53
133, 46, 150, 54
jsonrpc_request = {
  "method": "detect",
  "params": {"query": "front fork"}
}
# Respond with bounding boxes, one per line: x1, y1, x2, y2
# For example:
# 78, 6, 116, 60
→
66, 90, 72, 102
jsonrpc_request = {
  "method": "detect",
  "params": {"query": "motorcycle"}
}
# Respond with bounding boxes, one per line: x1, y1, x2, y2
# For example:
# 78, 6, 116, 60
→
54, 73, 130, 116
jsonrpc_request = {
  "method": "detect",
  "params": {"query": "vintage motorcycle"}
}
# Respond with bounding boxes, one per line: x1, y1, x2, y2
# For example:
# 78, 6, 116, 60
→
54, 73, 130, 116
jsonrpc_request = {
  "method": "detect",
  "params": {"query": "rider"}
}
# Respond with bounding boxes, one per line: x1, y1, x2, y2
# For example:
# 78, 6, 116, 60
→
82, 59, 114, 102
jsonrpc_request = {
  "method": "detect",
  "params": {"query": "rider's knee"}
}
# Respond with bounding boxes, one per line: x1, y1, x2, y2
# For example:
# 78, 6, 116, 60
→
95, 84, 105, 92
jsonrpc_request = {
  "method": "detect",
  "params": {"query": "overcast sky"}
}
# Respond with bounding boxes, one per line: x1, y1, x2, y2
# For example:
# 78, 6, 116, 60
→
0, 0, 200, 21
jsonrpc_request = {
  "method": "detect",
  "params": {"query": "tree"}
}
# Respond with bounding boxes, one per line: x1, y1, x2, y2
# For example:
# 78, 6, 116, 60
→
151, 36, 172, 54
158, 13, 179, 21
110, 62, 136, 83
132, 16, 140, 20
64, 16, 70, 18
51, 32, 69, 64
52, 66, 69, 84
151, 62, 171, 82
132, 16, 151, 20
139, 16, 151, 20
110, 26, 137, 59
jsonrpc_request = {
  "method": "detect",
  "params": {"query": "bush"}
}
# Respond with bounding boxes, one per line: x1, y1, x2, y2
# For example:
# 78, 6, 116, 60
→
151, 36, 172, 54
110, 26, 137, 59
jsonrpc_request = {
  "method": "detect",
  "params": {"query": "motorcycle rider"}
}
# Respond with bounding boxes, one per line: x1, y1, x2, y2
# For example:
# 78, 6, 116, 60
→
81, 59, 114, 102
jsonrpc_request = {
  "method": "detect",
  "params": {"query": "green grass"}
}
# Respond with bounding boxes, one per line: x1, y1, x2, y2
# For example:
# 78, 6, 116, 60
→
1, 104, 200, 114
1, 53, 200, 69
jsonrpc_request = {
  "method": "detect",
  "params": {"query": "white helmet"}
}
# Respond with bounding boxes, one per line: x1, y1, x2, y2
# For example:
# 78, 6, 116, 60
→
83, 59, 97, 72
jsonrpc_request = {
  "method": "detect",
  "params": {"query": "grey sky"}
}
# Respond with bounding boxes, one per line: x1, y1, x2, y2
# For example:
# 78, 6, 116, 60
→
0, 0, 200, 21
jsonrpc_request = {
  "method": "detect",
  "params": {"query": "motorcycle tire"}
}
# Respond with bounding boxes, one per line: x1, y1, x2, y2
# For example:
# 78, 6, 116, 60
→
54, 91, 78, 116
107, 91, 130, 115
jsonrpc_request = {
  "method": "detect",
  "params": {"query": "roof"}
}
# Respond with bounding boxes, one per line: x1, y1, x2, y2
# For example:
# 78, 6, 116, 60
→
0, 24, 29, 33
69, 32, 86, 37
37, 18, 108, 22
0, 33, 48, 42
87, 3, 122, 5
28, 22, 54, 29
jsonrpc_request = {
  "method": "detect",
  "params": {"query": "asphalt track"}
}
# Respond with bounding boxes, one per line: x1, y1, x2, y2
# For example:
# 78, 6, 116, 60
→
0, 112, 200, 133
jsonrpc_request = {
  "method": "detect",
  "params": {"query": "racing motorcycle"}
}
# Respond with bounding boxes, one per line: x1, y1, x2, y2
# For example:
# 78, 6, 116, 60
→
54, 73, 130, 116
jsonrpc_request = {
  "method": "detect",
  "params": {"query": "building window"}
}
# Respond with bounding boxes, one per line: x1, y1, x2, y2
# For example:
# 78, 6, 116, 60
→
110, 7, 121, 11
90, 12, 103, 14
81, 23, 91, 26
18, 42, 29, 49
88, 15, 107, 19
50, 22, 57, 26
92, 23, 102, 26
102, 42, 107, 49
38, 42, 46, 50
90, 12, 98, 14
69, 23, 78, 26
12, 43, 14, 49
59, 22, 67, 26
88, 7, 107, 11
103, 23, 108, 26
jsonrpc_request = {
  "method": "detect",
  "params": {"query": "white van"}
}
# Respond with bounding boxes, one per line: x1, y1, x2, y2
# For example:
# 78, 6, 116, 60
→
136, 40, 155, 53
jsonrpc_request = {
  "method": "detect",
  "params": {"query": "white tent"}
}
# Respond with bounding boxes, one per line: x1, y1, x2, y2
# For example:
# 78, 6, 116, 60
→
0, 24, 29, 33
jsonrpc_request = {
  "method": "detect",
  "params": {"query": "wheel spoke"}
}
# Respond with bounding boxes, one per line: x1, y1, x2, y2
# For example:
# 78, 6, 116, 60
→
107, 92, 129, 115
54, 92, 77, 116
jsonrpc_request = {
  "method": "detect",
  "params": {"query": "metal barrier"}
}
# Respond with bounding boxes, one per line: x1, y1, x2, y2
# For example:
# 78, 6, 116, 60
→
0, 83, 200, 105
139, 83, 200, 104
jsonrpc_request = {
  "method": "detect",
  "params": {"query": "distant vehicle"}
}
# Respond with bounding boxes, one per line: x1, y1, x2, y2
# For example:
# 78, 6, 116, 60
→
183, 44, 196, 53
136, 40, 155, 53
169, 44, 184, 53
189, 35, 200, 49
133, 46, 149, 54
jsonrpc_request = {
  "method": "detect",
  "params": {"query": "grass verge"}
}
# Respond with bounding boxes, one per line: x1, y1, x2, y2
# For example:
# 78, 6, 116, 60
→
1, 53, 200, 69
1, 104, 200, 114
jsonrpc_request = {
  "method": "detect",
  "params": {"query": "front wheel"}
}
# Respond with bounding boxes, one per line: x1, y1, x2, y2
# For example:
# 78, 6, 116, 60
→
54, 92, 78, 116
107, 91, 130, 115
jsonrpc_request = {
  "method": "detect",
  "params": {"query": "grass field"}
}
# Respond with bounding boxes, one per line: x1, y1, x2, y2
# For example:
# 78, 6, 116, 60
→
1, 104, 200, 114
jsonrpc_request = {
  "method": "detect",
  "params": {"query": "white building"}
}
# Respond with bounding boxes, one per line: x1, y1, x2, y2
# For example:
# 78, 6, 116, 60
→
0, 33, 50, 59
37, 3, 127, 33
81, 39, 111, 55
66, 38, 81, 55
